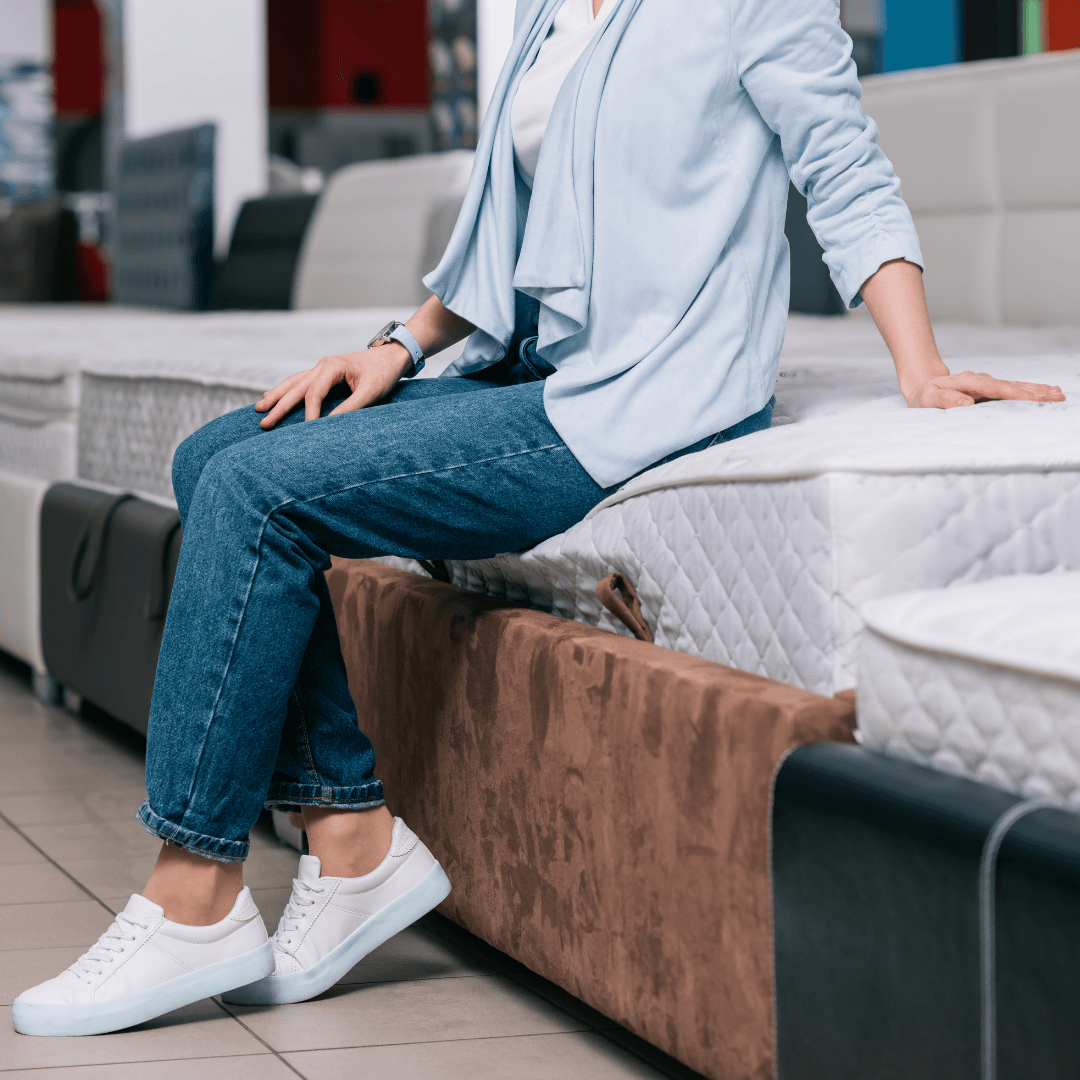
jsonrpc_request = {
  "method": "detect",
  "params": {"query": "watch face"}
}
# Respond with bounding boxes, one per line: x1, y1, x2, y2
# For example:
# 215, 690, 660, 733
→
368, 321, 402, 349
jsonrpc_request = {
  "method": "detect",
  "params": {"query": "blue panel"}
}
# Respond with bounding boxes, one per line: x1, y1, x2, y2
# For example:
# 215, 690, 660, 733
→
882, 0, 961, 71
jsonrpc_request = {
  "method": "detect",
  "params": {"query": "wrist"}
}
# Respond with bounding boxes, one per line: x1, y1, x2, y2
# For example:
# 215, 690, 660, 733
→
373, 341, 413, 377
897, 354, 950, 400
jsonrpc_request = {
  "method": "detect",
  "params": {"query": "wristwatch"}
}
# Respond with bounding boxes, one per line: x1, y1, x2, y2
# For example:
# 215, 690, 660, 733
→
368, 321, 426, 378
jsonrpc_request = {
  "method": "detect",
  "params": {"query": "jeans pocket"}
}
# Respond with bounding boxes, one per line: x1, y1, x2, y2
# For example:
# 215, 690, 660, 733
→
519, 336, 556, 382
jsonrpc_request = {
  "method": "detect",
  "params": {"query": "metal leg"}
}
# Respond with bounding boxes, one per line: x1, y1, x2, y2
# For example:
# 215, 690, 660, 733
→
31, 670, 61, 705
61, 687, 83, 716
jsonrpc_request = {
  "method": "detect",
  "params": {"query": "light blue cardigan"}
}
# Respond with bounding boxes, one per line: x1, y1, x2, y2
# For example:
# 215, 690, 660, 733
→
425, 0, 923, 487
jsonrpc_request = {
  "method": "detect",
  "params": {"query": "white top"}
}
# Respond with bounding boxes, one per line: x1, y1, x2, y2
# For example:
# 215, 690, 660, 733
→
511, 0, 614, 186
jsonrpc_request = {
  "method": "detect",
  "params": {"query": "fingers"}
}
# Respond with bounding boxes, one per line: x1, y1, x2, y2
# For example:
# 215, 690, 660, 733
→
257, 357, 351, 429
938, 389, 976, 409
254, 369, 310, 413
304, 367, 343, 422
259, 379, 311, 429
943, 371, 1065, 402
327, 383, 373, 416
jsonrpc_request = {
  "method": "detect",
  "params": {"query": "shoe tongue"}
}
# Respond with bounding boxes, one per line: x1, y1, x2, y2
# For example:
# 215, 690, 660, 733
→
298, 854, 323, 884
123, 894, 164, 921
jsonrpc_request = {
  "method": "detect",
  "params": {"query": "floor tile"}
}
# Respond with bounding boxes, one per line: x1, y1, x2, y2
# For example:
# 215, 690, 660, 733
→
0, 1055, 298, 1080
0, 754, 146, 797
230, 973, 587, 1053
0, 860, 89, 905
337, 925, 491, 986
0, 947, 84, 1007
287, 1031, 665, 1080
0, 1000, 269, 1070
0, 822, 45, 867
58, 853, 160, 901
0, 899, 113, 952
0, 786, 147, 828
21, 817, 162, 864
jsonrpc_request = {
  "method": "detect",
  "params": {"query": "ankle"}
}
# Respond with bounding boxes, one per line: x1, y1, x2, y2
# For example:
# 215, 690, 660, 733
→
143, 842, 244, 925
302, 804, 394, 878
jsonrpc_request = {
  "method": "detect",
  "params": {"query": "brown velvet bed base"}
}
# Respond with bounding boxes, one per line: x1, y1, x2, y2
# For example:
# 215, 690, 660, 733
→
326, 560, 856, 1080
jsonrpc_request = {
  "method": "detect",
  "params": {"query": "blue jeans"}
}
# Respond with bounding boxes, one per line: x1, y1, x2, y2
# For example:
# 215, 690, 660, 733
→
138, 373, 773, 861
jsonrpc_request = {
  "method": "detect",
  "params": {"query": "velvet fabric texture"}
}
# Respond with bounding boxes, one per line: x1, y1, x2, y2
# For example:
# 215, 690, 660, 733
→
326, 560, 856, 1080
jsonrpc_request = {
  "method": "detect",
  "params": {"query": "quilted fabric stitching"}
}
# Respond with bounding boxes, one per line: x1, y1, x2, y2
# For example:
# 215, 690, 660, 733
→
858, 630, 1080, 806
446, 470, 1080, 697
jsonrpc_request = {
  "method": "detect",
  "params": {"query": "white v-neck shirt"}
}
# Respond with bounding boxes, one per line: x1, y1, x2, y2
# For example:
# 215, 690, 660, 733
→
511, 0, 615, 186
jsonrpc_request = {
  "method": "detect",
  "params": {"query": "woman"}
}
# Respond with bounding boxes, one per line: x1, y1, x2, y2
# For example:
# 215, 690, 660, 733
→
14, 0, 1062, 1037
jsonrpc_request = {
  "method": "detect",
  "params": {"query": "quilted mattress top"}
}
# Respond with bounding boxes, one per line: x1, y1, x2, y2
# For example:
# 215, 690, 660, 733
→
861, 573, 1080, 686
74, 309, 425, 388
593, 355, 1080, 513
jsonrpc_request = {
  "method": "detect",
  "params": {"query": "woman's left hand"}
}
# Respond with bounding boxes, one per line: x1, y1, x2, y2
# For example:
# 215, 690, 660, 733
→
904, 370, 1066, 409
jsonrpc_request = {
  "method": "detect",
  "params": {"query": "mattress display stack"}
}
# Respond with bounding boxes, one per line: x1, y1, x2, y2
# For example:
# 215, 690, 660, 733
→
445, 354, 1080, 697
75, 308, 464, 499
0, 468, 49, 681
0, 305, 174, 480
858, 573, 1080, 805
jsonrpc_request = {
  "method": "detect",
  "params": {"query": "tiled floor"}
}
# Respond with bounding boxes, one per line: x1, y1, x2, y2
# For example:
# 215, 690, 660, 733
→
0, 664, 699, 1079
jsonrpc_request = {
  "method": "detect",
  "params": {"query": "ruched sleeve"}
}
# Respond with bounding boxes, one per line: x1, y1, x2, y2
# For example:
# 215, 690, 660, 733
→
731, 0, 923, 306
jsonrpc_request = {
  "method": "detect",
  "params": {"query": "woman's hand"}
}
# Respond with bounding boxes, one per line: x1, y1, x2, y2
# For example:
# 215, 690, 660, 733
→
904, 370, 1065, 410
254, 342, 413, 430
860, 259, 1066, 410
254, 296, 478, 431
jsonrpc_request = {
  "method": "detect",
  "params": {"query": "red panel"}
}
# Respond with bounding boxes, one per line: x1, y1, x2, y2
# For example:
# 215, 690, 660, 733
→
53, 0, 104, 117
1046, 0, 1080, 50
267, 0, 321, 109
268, 0, 429, 110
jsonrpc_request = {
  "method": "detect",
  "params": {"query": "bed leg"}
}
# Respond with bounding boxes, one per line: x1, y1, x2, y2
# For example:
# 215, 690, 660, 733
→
31, 670, 61, 705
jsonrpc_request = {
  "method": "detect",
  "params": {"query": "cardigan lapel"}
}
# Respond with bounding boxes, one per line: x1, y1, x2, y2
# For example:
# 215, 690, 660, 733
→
422, 0, 563, 366
514, 0, 643, 351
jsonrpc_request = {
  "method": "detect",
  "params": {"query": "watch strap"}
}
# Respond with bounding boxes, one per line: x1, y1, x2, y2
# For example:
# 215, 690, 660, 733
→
387, 324, 426, 378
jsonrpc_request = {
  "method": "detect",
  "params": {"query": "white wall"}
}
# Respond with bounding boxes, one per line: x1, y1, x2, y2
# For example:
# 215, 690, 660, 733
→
0, 0, 49, 61
124, 0, 267, 254
477, 0, 516, 130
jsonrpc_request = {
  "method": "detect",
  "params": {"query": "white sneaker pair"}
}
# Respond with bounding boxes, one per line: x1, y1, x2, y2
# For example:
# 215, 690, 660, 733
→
13, 818, 450, 1036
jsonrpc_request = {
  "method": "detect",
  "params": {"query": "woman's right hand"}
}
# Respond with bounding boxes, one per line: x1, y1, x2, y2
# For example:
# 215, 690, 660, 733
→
254, 341, 414, 430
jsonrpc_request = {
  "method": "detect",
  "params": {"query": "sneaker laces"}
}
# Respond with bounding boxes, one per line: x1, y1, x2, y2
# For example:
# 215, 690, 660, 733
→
273, 877, 326, 949
69, 911, 149, 982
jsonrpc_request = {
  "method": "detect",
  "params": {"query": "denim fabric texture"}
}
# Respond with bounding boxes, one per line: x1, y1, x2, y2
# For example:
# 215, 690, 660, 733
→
138, 375, 772, 862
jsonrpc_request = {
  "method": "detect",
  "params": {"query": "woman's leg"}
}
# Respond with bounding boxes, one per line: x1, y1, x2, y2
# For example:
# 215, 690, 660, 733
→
141, 379, 612, 879
144, 376, 499, 918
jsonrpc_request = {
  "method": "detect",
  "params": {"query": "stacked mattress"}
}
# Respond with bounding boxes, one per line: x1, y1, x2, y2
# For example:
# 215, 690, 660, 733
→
73, 309, 465, 500
445, 353, 1080, 696
3, 303, 1078, 704
0, 306, 174, 480
75, 309, 403, 499
857, 573, 1080, 805
0, 469, 49, 674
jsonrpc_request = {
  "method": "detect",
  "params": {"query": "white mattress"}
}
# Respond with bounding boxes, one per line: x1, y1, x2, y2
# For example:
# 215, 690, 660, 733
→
0, 468, 49, 671
74, 309, 465, 499
856, 574, 1080, 806
443, 354, 1080, 696
0, 306, 174, 480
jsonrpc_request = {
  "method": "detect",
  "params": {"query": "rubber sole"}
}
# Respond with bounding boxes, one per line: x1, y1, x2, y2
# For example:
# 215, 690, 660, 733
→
222, 862, 452, 1006
12, 940, 274, 1037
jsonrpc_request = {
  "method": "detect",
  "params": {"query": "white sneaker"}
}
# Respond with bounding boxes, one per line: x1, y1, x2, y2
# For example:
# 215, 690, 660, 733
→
223, 817, 451, 1005
13, 888, 273, 1037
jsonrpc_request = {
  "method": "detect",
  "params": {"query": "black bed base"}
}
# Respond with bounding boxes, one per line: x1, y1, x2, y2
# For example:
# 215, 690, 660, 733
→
772, 742, 1080, 1080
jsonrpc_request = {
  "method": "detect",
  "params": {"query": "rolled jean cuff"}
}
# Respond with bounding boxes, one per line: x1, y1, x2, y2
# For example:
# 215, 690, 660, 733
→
264, 780, 385, 812
137, 798, 249, 864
